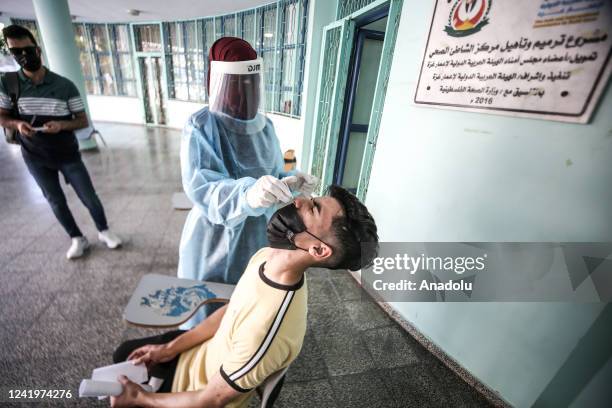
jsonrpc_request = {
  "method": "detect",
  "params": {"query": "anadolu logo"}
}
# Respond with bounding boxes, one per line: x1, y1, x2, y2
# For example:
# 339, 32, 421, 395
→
248, 64, 260, 72
444, 0, 492, 38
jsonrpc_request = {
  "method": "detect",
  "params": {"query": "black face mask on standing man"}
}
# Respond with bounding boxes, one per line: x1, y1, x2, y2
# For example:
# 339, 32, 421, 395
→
266, 202, 333, 252
10, 46, 42, 72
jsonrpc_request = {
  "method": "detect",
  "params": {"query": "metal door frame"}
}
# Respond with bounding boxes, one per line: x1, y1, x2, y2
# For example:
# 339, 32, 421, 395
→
308, 0, 404, 200
333, 27, 385, 189
130, 22, 168, 126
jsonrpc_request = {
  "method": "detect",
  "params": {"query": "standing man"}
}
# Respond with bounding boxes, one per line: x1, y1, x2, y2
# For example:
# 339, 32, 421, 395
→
178, 37, 317, 328
0, 25, 121, 259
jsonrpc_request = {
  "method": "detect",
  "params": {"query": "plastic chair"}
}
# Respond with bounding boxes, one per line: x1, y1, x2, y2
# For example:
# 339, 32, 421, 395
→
256, 366, 289, 408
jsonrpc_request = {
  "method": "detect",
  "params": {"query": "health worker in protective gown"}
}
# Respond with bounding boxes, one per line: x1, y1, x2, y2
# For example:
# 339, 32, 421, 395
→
178, 37, 317, 328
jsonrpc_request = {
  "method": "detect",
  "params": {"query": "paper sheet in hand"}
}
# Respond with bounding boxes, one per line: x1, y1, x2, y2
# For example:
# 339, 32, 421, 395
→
124, 273, 235, 327
91, 361, 148, 384
79, 380, 153, 398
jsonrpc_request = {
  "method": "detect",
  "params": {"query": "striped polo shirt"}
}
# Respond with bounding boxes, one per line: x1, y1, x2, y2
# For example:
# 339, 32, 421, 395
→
0, 68, 85, 164
172, 248, 308, 407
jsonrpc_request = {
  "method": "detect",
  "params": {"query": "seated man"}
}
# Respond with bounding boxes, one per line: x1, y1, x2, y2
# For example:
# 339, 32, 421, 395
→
111, 186, 379, 408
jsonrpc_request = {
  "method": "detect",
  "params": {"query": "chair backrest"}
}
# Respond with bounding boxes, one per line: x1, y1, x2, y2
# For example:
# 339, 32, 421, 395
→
257, 366, 289, 408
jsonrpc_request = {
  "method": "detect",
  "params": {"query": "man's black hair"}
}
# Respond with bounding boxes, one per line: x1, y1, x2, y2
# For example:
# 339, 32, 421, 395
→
2, 25, 38, 47
323, 185, 379, 271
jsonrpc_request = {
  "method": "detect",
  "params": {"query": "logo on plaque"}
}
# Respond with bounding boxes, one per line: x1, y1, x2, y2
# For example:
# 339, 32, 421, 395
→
445, 0, 492, 37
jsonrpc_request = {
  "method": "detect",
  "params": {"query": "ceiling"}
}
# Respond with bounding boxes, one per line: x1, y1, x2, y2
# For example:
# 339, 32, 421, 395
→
0, 0, 276, 23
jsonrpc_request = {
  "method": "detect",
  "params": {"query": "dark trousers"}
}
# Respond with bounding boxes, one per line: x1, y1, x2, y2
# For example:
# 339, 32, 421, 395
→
24, 157, 108, 238
113, 330, 186, 393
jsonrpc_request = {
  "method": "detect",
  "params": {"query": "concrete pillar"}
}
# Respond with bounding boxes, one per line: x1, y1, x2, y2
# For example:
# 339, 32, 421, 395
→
31, 0, 97, 150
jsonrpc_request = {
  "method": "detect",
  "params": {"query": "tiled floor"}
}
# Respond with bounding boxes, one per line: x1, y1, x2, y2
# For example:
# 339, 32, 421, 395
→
0, 123, 493, 407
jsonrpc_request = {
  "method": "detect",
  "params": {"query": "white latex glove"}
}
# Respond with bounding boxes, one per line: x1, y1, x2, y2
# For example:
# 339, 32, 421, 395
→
246, 175, 293, 209
282, 172, 319, 196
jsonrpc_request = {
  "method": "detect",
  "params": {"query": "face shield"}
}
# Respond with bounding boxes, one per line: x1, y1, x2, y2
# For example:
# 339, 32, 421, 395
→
209, 58, 265, 121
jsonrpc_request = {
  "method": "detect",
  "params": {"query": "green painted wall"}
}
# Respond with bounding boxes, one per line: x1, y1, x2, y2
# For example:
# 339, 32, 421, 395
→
364, 2, 612, 407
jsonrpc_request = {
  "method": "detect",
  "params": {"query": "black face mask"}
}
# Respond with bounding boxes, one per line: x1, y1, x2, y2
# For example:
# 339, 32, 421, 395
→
11, 47, 42, 72
266, 202, 332, 251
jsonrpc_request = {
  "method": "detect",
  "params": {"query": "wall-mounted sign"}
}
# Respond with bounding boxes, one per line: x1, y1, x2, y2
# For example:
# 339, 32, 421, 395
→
414, 0, 612, 123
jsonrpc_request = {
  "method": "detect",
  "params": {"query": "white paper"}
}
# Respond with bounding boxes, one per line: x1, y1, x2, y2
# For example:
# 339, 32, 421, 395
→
91, 361, 148, 384
79, 380, 122, 397
79, 379, 153, 398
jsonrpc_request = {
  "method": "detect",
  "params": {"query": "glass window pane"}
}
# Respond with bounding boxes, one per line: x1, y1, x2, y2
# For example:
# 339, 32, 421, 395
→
79, 52, 94, 79
203, 19, 215, 51
85, 79, 97, 94
262, 49, 277, 111
124, 80, 137, 97
118, 53, 134, 81
135, 24, 162, 52
90, 25, 110, 53
98, 54, 114, 95
256, 10, 264, 50
262, 8, 277, 49
113, 25, 131, 52
224, 16, 236, 36
284, 2, 298, 45
281, 48, 296, 114
241, 11, 256, 48
74, 25, 88, 52
341, 132, 368, 190
215, 18, 223, 40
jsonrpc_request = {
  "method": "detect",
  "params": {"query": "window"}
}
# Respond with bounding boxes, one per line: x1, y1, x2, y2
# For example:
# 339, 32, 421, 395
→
278, 0, 308, 116
214, 17, 224, 40
224, 15, 237, 37
134, 24, 162, 53
258, 4, 280, 113
73, 23, 136, 97
73, 24, 98, 94
153, 1, 309, 114
164, 21, 205, 102
251, 0, 309, 117
337, 0, 378, 19
89, 24, 114, 95
240, 10, 257, 49
109, 25, 137, 96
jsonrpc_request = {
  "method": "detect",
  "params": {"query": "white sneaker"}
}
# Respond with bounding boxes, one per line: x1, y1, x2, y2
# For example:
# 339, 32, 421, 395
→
98, 229, 122, 249
66, 237, 89, 259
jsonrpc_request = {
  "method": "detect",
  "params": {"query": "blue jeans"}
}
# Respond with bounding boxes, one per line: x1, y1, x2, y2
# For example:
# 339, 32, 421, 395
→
24, 157, 108, 238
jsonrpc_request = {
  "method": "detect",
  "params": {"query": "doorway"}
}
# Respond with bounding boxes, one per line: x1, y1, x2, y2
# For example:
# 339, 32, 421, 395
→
309, 0, 402, 200
334, 18, 387, 193
139, 56, 166, 125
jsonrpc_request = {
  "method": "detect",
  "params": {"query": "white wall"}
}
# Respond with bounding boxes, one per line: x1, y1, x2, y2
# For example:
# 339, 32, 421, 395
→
87, 95, 144, 125
165, 99, 202, 129
269, 113, 305, 168
88, 97, 305, 164
364, 3, 612, 408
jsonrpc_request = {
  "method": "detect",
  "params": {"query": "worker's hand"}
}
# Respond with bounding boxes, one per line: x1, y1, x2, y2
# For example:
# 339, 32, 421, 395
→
282, 172, 319, 197
127, 343, 176, 369
16, 121, 34, 137
110, 376, 146, 408
42, 121, 64, 134
246, 175, 293, 209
